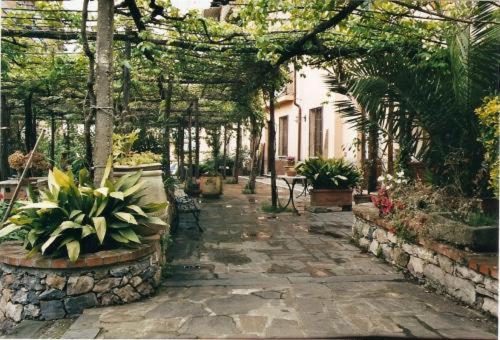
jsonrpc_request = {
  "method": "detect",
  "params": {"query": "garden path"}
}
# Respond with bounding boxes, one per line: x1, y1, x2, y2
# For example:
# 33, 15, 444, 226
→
9, 180, 497, 338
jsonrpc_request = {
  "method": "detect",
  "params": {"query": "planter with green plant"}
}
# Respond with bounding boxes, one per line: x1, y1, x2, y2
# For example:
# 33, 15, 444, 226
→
112, 130, 167, 218
0, 159, 168, 262
296, 157, 360, 210
3, 151, 50, 201
199, 162, 223, 197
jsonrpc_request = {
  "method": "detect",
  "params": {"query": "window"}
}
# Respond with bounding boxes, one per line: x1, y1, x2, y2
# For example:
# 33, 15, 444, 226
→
278, 115, 289, 156
309, 107, 323, 157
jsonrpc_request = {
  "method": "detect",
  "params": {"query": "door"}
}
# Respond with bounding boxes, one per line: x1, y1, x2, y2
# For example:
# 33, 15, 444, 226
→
309, 107, 323, 157
278, 115, 288, 156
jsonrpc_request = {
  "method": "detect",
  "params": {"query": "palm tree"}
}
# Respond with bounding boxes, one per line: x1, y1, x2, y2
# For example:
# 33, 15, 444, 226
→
329, 2, 499, 195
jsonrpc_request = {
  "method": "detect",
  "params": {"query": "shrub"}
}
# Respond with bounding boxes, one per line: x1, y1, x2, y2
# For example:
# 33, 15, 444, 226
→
113, 130, 161, 166
476, 96, 499, 197
0, 159, 167, 262
296, 157, 360, 190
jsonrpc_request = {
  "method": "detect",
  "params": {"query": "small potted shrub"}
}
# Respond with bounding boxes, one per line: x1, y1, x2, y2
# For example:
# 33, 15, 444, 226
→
4, 151, 49, 200
296, 157, 360, 210
199, 163, 223, 197
284, 156, 297, 177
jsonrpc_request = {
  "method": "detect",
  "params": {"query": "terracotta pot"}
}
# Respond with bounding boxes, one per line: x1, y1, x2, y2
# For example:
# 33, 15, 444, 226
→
113, 164, 168, 220
200, 175, 223, 197
284, 166, 296, 177
310, 188, 353, 210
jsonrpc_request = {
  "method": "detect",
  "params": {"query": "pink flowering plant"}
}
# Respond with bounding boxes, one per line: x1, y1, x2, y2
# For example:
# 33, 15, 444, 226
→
371, 171, 408, 216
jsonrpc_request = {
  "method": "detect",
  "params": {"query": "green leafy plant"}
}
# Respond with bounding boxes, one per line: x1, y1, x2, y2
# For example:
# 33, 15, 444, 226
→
114, 151, 162, 166
113, 130, 162, 166
0, 201, 27, 244
330, 3, 499, 195
296, 157, 360, 190
475, 96, 499, 197
199, 161, 219, 176
0, 159, 167, 262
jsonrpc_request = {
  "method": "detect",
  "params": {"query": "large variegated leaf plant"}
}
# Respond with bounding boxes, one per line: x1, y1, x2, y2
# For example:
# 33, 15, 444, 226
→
0, 159, 167, 262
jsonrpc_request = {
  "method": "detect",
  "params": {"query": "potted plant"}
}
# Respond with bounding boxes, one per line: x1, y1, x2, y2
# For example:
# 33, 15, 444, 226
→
296, 157, 360, 210
0, 159, 167, 262
199, 163, 223, 197
4, 151, 49, 201
284, 156, 297, 177
112, 130, 167, 218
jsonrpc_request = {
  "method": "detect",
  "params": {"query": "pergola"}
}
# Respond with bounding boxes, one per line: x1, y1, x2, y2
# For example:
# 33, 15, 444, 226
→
1, 0, 492, 206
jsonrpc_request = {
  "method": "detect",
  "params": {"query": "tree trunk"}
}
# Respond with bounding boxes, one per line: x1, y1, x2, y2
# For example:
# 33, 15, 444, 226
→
24, 91, 34, 152
398, 108, 413, 175
194, 99, 200, 178
387, 104, 394, 175
268, 88, 278, 208
160, 78, 172, 178
248, 115, 259, 192
233, 120, 241, 183
93, 0, 114, 185
178, 121, 185, 180
360, 109, 366, 190
187, 107, 193, 177
50, 111, 55, 167
32, 107, 37, 147
367, 110, 379, 192
222, 125, 228, 179
122, 31, 131, 119
82, 0, 95, 173
0, 94, 10, 180
64, 119, 71, 154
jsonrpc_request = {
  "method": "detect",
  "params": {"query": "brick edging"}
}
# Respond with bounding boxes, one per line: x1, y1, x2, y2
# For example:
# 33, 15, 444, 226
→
0, 242, 154, 269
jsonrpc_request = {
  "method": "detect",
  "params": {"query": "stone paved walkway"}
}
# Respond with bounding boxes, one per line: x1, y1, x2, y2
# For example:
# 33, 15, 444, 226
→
14, 180, 497, 338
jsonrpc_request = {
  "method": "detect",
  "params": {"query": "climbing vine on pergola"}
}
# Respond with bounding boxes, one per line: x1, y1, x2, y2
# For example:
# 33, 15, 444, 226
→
1, 0, 495, 206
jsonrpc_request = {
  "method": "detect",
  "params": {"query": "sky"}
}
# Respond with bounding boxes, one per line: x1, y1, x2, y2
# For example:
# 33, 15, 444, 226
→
65, 0, 212, 12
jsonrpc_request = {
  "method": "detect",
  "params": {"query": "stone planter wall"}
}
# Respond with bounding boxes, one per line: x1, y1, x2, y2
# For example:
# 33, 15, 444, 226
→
0, 242, 162, 328
352, 204, 498, 318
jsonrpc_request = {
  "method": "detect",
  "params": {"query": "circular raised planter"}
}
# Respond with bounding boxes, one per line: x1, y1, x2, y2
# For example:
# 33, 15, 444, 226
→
0, 242, 161, 328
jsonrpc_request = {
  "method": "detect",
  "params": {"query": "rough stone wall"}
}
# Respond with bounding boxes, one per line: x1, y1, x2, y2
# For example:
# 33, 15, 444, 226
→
0, 254, 161, 329
352, 217, 498, 317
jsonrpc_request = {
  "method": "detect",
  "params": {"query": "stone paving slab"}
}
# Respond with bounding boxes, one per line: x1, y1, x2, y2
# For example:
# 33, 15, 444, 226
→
13, 180, 497, 338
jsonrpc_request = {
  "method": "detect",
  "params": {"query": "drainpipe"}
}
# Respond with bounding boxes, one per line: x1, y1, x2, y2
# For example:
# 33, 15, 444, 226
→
293, 67, 302, 161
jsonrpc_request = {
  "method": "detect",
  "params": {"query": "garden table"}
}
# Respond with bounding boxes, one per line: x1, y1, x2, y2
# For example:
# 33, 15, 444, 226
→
277, 175, 307, 215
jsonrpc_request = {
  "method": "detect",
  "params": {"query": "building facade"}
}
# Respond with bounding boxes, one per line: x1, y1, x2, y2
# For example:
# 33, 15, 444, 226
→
262, 65, 360, 174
